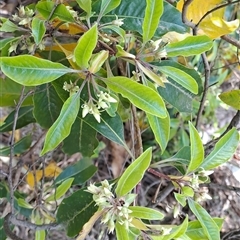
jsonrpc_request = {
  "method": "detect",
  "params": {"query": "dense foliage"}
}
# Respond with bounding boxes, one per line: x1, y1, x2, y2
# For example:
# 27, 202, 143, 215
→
0, 0, 239, 239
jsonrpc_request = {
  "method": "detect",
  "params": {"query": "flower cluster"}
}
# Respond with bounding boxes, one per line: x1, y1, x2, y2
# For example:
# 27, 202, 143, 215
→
86, 180, 135, 233
13, 6, 34, 26
63, 81, 79, 94
82, 91, 117, 123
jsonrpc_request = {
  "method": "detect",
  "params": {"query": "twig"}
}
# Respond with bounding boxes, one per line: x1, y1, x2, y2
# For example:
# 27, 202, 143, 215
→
181, 0, 196, 30
221, 35, 240, 49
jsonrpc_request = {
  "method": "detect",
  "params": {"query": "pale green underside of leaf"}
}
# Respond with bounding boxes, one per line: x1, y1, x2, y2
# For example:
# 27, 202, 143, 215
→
115, 147, 152, 196
116, 221, 129, 240
100, 0, 121, 16
76, 0, 92, 16
0, 55, 74, 86
166, 35, 213, 57
188, 198, 220, 240
105, 77, 167, 118
200, 128, 239, 170
129, 206, 164, 220
142, 0, 163, 43
187, 122, 204, 173
31, 18, 46, 45
41, 92, 80, 155
158, 66, 198, 94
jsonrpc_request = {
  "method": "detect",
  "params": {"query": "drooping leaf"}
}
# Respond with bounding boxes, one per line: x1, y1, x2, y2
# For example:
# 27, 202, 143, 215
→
36, 2, 74, 22
32, 18, 46, 45
74, 24, 98, 69
158, 66, 198, 94
188, 198, 220, 240
100, 0, 121, 16
57, 189, 98, 237
166, 35, 213, 57
76, 0, 92, 17
62, 117, 98, 156
0, 106, 35, 132
0, 55, 74, 86
0, 135, 32, 156
41, 92, 80, 155
115, 147, 152, 196
104, 77, 167, 118
129, 206, 164, 220
0, 18, 19, 32
174, 193, 187, 207
187, 122, 204, 173
142, 0, 163, 43
0, 78, 33, 106
219, 90, 240, 110
147, 112, 170, 153
33, 84, 63, 129
116, 221, 129, 240
45, 178, 74, 202
200, 128, 239, 170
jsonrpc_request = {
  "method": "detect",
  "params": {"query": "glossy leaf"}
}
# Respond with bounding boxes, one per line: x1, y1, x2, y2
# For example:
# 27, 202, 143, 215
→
32, 18, 46, 45
36, 2, 74, 22
0, 19, 19, 32
147, 112, 170, 153
166, 35, 213, 57
57, 189, 98, 237
116, 221, 129, 240
186, 218, 223, 239
0, 55, 74, 86
0, 37, 16, 50
0, 106, 35, 132
158, 66, 198, 94
142, 0, 163, 42
72, 165, 97, 185
174, 193, 187, 207
55, 158, 96, 184
200, 128, 239, 170
45, 178, 74, 202
188, 198, 220, 240
187, 122, 204, 173
76, 0, 92, 17
74, 24, 98, 69
129, 206, 164, 220
105, 77, 167, 118
33, 84, 63, 129
0, 135, 32, 156
219, 90, 240, 110
63, 117, 98, 156
115, 147, 152, 196
100, 0, 121, 16
41, 92, 80, 155
0, 78, 33, 106
98, 1, 187, 37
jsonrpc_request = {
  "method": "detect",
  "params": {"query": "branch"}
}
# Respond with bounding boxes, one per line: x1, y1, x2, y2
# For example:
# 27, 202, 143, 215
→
221, 35, 240, 49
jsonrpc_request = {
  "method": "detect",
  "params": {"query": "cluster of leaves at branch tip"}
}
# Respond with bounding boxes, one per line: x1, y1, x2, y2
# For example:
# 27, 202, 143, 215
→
81, 91, 117, 123
86, 180, 135, 233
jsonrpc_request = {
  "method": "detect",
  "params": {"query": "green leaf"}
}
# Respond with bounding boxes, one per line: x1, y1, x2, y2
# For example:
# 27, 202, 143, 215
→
200, 128, 239, 170
185, 218, 224, 240
116, 221, 129, 240
0, 37, 16, 50
72, 165, 97, 185
0, 218, 7, 240
35, 230, 45, 240
182, 186, 194, 197
0, 78, 33, 106
158, 66, 198, 94
36, 2, 74, 22
188, 198, 220, 240
166, 35, 213, 57
45, 178, 74, 202
17, 198, 33, 209
104, 77, 167, 118
55, 158, 96, 185
0, 182, 8, 198
57, 189, 98, 237
32, 18, 46, 45
219, 90, 240, 110
33, 84, 63, 129
129, 206, 164, 220
41, 92, 80, 155
147, 112, 170, 153
0, 55, 74, 86
187, 122, 204, 173
115, 147, 152, 196
63, 117, 98, 156
0, 135, 32, 156
0, 18, 19, 32
174, 193, 187, 207
76, 0, 92, 16
100, 0, 121, 16
142, 0, 163, 43
74, 24, 98, 69
0, 106, 35, 132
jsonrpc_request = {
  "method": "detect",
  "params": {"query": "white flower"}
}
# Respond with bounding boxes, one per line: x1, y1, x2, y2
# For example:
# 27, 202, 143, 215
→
112, 16, 124, 27
151, 39, 163, 51
98, 91, 117, 103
